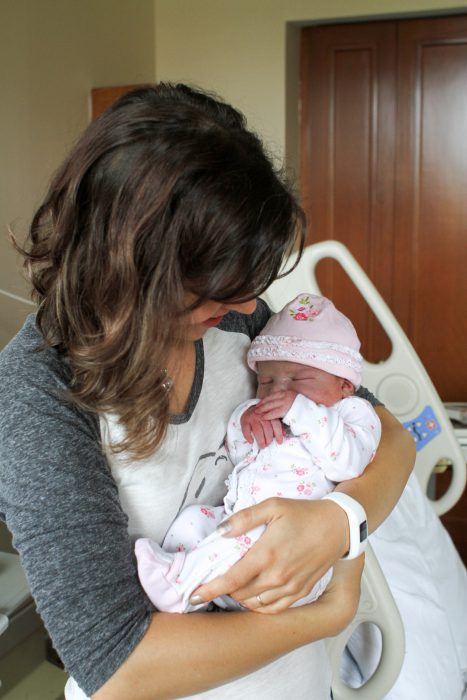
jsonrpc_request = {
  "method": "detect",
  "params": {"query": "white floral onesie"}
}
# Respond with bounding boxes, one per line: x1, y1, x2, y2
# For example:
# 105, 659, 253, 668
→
135, 394, 381, 613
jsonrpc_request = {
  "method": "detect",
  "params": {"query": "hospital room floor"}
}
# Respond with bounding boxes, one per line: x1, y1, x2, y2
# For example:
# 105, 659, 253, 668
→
0, 628, 67, 700
1, 661, 66, 699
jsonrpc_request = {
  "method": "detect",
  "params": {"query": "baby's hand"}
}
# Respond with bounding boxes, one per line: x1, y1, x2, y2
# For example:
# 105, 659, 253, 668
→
255, 390, 298, 420
240, 406, 284, 448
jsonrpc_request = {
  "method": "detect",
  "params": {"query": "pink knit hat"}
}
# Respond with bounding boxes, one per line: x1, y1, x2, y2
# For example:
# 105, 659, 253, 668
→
248, 293, 363, 387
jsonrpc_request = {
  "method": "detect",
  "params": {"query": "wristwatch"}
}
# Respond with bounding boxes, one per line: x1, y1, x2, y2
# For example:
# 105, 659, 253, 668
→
322, 492, 368, 559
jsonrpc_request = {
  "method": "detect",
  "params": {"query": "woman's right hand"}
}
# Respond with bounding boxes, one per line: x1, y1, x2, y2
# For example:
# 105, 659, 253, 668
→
194, 497, 351, 612
94, 556, 364, 700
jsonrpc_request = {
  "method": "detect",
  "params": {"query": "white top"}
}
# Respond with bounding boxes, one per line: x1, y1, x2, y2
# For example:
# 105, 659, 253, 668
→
67, 323, 333, 699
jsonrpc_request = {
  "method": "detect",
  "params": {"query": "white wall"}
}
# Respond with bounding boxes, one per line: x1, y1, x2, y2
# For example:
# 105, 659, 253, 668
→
154, 0, 467, 169
0, 0, 155, 349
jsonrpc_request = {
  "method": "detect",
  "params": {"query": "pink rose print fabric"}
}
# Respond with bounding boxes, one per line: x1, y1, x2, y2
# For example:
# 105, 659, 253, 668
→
135, 394, 381, 614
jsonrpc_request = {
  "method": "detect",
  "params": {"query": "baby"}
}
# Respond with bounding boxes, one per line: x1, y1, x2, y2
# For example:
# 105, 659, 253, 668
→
135, 294, 381, 612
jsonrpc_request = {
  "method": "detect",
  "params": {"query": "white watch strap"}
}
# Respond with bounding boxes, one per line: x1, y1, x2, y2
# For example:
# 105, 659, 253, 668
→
322, 492, 368, 559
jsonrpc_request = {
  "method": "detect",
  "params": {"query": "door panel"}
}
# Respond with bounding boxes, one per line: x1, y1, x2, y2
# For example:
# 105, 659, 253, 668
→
300, 22, 396, 362
91, 84, 148, 120
395, 16, 467, 399
301, 16, 467, 399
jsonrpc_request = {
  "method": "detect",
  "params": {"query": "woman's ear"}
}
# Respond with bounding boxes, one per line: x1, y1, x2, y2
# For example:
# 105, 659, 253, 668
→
341, 379, 355, 398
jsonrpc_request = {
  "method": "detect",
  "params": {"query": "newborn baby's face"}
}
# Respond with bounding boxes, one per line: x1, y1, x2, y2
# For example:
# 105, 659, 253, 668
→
256, 360, 352, 407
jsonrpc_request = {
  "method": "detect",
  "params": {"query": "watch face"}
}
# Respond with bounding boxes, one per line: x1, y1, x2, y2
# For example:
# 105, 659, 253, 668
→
360, 520, 368, 543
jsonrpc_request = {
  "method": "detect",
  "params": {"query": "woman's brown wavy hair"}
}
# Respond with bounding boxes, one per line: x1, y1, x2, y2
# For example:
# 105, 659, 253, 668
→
20, 83, 305, 458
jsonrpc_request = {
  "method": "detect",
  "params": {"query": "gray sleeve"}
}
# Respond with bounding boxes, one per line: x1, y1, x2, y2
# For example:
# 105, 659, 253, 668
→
219, 297, 272, 339
355, 385, 383, 407
0, 357, 151, 694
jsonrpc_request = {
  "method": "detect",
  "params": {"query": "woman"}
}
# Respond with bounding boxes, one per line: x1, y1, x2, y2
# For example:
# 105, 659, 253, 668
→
0, 84, 414, 699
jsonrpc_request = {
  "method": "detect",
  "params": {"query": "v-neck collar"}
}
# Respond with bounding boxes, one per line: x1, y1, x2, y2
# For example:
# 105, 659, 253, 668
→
170, 338, 204, 425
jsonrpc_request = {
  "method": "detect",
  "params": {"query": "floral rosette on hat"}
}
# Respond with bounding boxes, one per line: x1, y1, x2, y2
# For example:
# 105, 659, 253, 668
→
288, 295, 321, 321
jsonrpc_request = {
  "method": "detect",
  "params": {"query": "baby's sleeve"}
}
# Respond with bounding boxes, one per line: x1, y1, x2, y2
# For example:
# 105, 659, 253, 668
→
283, 395, 381, 482
225, 399, 260, 465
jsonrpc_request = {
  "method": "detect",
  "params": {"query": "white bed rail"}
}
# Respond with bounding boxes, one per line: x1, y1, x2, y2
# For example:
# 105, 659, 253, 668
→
262, 240, 466, 699
0, 287, 35, 306
325, 545, 405, 700
262, 240, 466, 516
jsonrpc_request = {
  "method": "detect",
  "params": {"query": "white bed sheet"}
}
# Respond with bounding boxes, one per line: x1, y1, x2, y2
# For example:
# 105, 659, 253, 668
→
341, 473, 467, 699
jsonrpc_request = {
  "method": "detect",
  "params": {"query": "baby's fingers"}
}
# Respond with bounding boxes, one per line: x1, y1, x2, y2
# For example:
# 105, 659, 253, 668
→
241, 420, 254, 444
271, 418, 285, 444
255, 393, 286, 412
256, 391, 296, 420
241, 412, 270, 447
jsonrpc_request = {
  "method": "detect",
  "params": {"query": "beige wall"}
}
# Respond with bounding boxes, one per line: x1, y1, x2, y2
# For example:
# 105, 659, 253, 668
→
0, 0, 155, 349
154, 0, 467, 170
2, 0, 465, 350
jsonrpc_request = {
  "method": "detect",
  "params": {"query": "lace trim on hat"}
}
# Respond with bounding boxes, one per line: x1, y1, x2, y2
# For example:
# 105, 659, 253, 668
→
250, 335, 362, 362
248, 345, 361, 371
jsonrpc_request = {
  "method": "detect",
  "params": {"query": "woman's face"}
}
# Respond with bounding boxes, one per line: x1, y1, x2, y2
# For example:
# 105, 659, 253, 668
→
185, 297, 257, 340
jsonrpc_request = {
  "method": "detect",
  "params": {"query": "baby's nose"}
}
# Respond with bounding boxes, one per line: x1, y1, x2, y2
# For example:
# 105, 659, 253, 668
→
272, 377, 290, 391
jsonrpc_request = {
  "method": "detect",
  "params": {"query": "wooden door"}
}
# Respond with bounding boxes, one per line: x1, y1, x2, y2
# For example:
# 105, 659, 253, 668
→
300, 15, 467, 400
394, 16, 467, 401
91, 84, 149, 120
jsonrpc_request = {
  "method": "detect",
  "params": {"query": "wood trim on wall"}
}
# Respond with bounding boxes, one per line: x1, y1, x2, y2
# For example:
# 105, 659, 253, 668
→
90, 84, 150, 120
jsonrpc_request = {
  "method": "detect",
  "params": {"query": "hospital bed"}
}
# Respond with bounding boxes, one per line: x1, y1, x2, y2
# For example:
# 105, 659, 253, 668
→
1, 243, 466, 698
261, 240, 466, 699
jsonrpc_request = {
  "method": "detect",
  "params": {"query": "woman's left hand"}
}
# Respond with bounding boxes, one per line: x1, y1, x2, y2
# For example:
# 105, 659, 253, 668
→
191, 496, 350, 613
